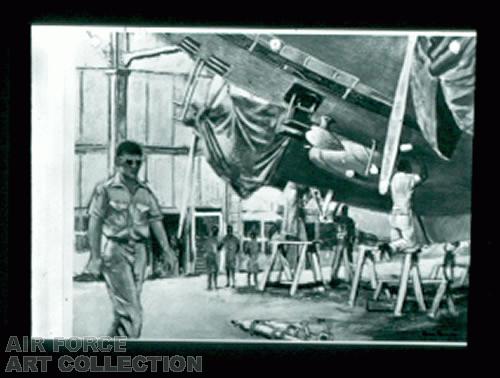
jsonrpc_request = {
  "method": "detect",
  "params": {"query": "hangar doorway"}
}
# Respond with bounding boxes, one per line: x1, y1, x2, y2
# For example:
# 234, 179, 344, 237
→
191, 210, 223, 275
150, 213, 183, 276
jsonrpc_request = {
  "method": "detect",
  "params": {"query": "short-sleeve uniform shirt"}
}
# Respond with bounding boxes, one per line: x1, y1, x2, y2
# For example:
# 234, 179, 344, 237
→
390, 172, 420, 214
88, 173, 163, 241
389, 172, 420, 244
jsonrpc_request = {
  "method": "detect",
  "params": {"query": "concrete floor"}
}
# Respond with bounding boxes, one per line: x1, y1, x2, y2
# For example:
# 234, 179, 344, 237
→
73, 247, 468, 342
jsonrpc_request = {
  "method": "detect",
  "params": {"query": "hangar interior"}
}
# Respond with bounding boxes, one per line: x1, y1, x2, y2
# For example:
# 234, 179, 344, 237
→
61, 29, 472, 341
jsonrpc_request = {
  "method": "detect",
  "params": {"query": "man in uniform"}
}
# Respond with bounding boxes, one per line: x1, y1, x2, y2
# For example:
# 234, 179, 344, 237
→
389, 159, 425, 253
334, 205, 356, 263
245, 232, 260, 288
84, 140, 177, 338
442, 241, 461, 281
205, 225, 221, 290
218, 225, 240, 288
282, 182, 309, 271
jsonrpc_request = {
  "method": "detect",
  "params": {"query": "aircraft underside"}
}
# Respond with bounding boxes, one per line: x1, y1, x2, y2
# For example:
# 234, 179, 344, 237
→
157, 32, 474, 242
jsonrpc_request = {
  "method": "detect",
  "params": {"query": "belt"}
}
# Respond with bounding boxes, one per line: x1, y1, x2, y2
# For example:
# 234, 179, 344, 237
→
105, 236, 147, 246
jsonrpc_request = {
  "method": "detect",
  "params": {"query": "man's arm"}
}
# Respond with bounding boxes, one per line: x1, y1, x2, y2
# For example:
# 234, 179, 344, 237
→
151, 220, 178, 269
84, 215, 103, 276
147, 190, 178, 269
84, 184, 107, 276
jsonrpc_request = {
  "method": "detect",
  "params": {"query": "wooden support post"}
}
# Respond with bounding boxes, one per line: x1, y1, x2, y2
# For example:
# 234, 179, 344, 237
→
330, 245, 343, 283
430, 264, 442, 280
105, 32, 129, 175
290, 244, 308, 297
176, 56, 205, 240
321, 190, 334, 217
368, 254, 379, 290
364, 139, 377, 176
276, 265, 283, 283
379, 35, 418, 195
331, 243, 352, 283
393, 251, 426, 316
447, 295, 457, 316
429, 279, 458, 318
342, 247, 353, 282
349, 246, 368, 307
310, 249, 326, 286
411, 256, 427, 311
460, 266, 469, 287
308, 253, 318, 283
259, 242, 279, 291
177, 133, 198, 240
278, 253, 293, 282
373, 281, 384, 300
274, 254, 282, 283
394, 253, 413, 317
375, 285, 393, 301
429, 280, 447, 318
180, 58, 204, 121
176, 133, 198, 275
313, 249, 327, 287
384, 288, 393, 299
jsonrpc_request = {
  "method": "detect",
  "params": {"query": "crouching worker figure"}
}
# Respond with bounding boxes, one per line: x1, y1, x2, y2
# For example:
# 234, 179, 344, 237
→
83, 140, 178, 338
389, 159, 425, 253
205, 226, 220, 290
245, 232, 260, 287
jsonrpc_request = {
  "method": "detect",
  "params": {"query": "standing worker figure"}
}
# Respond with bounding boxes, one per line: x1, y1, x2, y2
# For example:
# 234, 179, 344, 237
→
389, 159, 425, 253
169, 235, 182, 276
282, 182, 309, 271
205, 225, 220, 290
330, 205, 356, 284
219, 225, 240, 288
245, 232, 260, 288
443, 241, 460, 281
334, 206, 356, 263
84, 140, 177, 338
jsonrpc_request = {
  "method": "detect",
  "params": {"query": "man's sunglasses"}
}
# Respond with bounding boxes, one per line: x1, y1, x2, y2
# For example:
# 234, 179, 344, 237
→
122, 158, 143, 167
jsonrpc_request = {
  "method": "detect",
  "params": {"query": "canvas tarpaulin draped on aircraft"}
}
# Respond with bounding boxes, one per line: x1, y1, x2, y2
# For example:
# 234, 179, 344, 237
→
410, 36, 475, 159
196, 88, 289, 198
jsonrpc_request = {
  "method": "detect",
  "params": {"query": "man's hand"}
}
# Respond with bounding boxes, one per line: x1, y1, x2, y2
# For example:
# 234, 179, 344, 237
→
83, 256, 102, 277
151, 220, 178, 272
163, 249, 178, 272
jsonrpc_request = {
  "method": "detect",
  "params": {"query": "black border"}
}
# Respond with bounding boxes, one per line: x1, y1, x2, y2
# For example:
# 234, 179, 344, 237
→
1, 11, 493, 373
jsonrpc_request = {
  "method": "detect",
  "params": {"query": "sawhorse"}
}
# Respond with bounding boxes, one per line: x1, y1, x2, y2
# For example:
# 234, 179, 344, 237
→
428, 278, 458, 318
348, 245, 380, 307
373, 251, 426, 317
258, 241, 327, 296
428, 258, 469, 318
